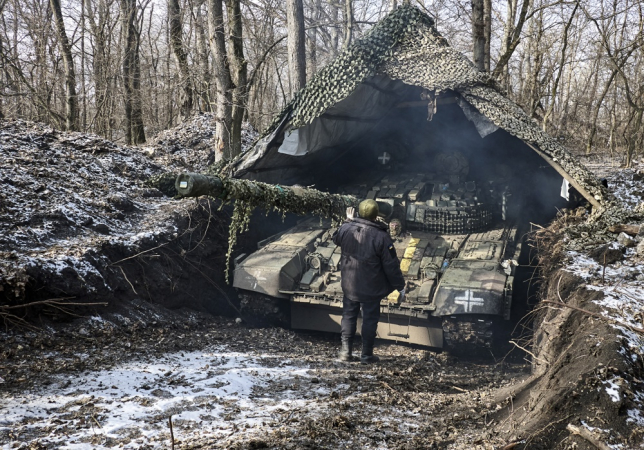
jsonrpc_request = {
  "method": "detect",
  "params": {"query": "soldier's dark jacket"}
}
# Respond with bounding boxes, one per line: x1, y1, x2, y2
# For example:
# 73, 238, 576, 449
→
333, 218, 405, 302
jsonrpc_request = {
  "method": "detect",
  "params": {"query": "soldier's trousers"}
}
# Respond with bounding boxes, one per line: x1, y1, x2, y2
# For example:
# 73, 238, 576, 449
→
341, 296, 381, 342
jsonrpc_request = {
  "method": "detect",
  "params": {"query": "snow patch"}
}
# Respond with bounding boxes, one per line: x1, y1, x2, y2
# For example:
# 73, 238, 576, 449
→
0, 347, 327, 449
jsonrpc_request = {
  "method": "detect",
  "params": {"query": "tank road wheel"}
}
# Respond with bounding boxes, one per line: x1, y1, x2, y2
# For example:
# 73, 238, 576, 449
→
442, 316, 495, 356
238, 293, 290, 327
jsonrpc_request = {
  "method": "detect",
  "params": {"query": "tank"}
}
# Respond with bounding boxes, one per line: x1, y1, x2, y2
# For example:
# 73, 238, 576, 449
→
176, 153, 523, 352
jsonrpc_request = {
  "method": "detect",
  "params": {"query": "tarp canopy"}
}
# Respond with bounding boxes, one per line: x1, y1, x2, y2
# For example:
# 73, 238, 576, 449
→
230, 5, 612, 211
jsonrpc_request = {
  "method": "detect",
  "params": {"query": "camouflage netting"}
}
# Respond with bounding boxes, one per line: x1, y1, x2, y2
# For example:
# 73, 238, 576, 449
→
232, 5, 616, 212
191, 177, 360, 281
216, 178, 359, 218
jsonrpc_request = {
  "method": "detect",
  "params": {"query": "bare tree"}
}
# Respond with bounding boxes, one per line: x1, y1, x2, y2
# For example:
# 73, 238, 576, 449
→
227, 0, 247, 158
85, 0, 117, 137
121, 0, 147, 144
483, 0, 491, 71
307, 0, 322, 78
472, 0, 486, 71
0, 0, 642, 166
168, 0, 193, 121
582, 0, 644, 165
342, 0, 354, 49
493, 0, 531, 79
286, 0, 306, 95
191, 0, 212, 112
207, 0, 232, 160
542, 2, 578, 132
328, 0, 340, 56
50, 0, 79, 130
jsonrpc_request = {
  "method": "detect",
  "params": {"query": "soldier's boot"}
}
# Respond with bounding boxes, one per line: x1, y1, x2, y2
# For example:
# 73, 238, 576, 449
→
360, 340, 380, 364
337, 337, 356, 362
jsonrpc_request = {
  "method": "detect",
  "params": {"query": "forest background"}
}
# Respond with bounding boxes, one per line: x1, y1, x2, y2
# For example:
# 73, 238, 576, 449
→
0, 0, 642, 165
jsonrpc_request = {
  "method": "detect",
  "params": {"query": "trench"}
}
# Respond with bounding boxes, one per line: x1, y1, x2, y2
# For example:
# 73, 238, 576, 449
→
1, 112, 639, 449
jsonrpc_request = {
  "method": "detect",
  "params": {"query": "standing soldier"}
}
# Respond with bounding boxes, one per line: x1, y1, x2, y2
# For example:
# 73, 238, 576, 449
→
333, 200, 406, 363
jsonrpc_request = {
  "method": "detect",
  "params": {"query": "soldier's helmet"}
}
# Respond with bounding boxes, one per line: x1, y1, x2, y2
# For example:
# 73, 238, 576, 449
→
358, 199, 379, 221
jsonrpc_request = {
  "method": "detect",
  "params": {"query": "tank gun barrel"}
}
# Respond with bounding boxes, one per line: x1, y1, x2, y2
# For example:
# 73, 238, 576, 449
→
175, 173, 361, 219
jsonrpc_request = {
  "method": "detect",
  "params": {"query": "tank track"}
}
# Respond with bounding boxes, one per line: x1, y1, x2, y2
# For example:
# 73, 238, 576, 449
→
238, 292, 289, 327
442, 316, 494, 354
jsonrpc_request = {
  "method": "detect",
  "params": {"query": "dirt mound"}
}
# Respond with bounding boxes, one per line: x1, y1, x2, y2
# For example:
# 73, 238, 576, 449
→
0, 118, 237, 321
144, 113, 258, 172
488, 207, 644, 448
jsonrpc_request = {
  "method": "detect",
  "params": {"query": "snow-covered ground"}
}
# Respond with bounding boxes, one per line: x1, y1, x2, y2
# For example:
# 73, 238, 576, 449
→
1, 347, 324, 449
562, 163, 644, 435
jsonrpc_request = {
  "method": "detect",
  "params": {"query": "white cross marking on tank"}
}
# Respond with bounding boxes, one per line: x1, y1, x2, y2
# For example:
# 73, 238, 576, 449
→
378, 152, 390, 165
454, 290, 484, 312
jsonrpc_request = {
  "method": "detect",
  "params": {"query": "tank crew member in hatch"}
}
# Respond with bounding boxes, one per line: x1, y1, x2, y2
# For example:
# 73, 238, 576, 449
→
332, 199, 406, 364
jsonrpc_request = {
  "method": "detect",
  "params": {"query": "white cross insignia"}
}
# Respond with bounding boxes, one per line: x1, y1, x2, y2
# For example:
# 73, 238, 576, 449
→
378, 152, 391, 165
454, 290, 485, 312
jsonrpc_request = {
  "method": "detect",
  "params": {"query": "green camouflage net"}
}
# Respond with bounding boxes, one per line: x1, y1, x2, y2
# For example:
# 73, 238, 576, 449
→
235, 4, 614, 210
207, 177, 360, 281
257, 6, 442, 138
200, 4, 627, 281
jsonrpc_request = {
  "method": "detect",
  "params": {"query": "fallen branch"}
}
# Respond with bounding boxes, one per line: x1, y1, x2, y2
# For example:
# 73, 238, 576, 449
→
0, 297, 107, 310
566, 423, 611, 450
118, 265, 138, 295
509, 340, 549, 366
109, 241, 170, 265
169, 415, 175, 450
1, 298, 108, 330
541, 300, 644, 334
380, 381, 420, 407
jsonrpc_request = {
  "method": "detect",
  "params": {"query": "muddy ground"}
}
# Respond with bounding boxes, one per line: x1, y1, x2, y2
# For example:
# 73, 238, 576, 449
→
1, 301, 535, 450
1, 120, 643, 449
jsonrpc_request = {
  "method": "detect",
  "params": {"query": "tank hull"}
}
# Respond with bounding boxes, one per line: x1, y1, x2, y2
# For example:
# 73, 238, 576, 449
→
290, 299, 444, 349
231, 169, 523, 351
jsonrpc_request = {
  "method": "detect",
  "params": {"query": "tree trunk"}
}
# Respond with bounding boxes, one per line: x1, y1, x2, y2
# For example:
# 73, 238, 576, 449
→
193, 0, 211, 112
483, 0, 491, 71
342, 0, 353, 49
493, 0, 531, 79
472, 0, 486, 71
80, 0, 86, 130
50, 0, 79, 131
389, 0, 397, 11
609, 102, 616, 158
121, 0, 146, 144
207, 0, 233, 161
329, 0, 340, 56
625, 108, 643, 168
226, 0, 247, 159
168, 0, 193, 121
286, 0, 306, 95
499, 0, 517, 84
85, 0, 107, 135
586, 69, 618, 155
525, 10, 544, 119
307, 0, 322, 79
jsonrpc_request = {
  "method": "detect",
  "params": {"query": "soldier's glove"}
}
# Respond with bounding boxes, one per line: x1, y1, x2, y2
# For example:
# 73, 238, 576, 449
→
346, 206, 356, 220
398, 288, 406, 302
